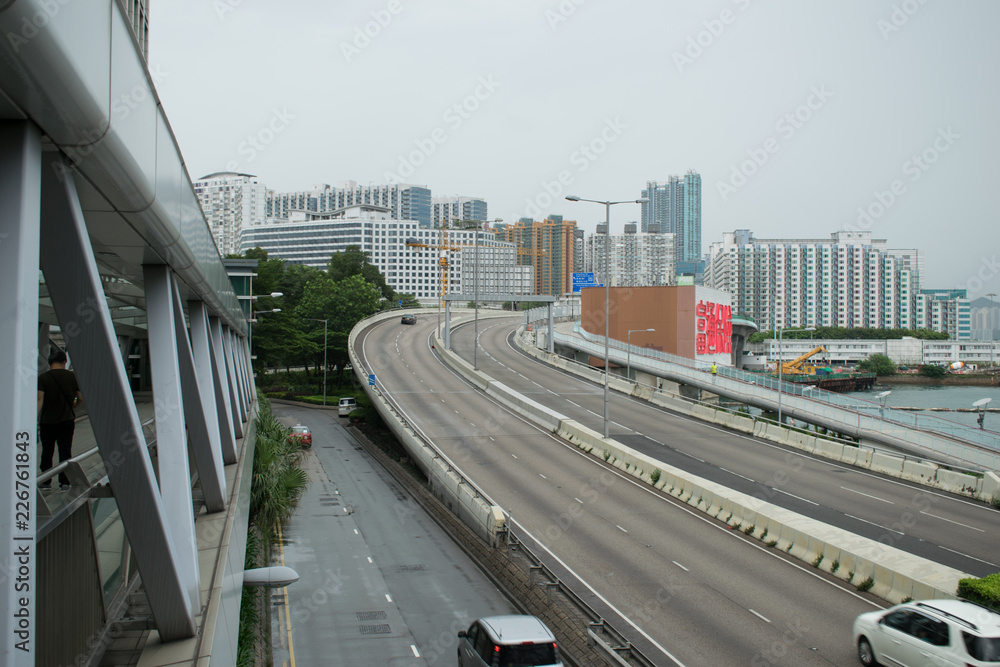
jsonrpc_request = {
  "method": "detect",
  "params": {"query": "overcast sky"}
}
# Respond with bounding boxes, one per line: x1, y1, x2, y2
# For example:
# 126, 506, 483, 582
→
150, 1, 1000, 296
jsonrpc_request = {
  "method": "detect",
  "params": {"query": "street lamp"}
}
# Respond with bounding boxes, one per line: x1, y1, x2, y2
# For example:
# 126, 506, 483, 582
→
303, 318, 329, 406
874, 390, 892, 420
566, 195, 647, 439
987, 293, 997, 368
776, 325, 815, 426
248, 291, 284, 361
973, 397, 992, 429
627, 328, 655, 382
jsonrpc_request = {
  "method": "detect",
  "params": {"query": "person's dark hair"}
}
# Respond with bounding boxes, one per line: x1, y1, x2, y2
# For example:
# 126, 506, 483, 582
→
48, 350, 67, 365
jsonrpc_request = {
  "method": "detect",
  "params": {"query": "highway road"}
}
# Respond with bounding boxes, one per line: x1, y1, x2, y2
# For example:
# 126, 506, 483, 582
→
457, 316, 1000, 578
358, 315, 890, 666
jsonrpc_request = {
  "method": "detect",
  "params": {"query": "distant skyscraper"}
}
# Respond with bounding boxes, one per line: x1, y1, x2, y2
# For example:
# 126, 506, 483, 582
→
500, 217, 578, 296
641, 170, 701, 265
431, 196, 488, 227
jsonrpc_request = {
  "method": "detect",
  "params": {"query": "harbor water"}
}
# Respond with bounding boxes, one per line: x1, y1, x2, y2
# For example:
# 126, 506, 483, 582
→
845, 384, 1000, 432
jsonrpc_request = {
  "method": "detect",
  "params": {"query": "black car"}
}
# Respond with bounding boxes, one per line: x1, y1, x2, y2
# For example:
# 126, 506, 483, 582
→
401, 314, 416, 325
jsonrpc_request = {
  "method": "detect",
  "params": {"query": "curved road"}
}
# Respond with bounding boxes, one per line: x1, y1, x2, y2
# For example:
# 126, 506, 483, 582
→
457, 316, 1000, 577
359, 315, 887, 667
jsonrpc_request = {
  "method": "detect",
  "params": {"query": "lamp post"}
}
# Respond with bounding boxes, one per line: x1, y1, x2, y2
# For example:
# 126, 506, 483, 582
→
249, 291, 284, 362
987, 292, 997, 368
874, 390, 892, 420
565, 195, 647, 439
627, 328, 655, 382
304, 318, 328, 406
973, 397, 992, 429
776, 325, 815, 426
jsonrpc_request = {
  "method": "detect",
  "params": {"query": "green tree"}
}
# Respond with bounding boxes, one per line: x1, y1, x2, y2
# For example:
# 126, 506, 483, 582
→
857, 353, 897, 376
329, 245, 395, 300
918, 364, 947, 378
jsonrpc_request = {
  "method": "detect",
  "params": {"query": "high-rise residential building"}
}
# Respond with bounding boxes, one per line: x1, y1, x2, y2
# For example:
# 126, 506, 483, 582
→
431, 196, 488, 227
682, 170, 702, 263
971, 296, 1000, 341
640, 170, 702, 265
705, 230, 921, 331
500, 217, 578, 296
266, 181, 433, 227
194, 172, 267, 256
239, 205, 517, 302
916, 289, 971, 340
585, 226, 675, 287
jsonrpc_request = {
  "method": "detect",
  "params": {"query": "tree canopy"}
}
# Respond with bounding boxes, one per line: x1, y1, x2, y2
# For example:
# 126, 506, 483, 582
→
749, 327, 950, 343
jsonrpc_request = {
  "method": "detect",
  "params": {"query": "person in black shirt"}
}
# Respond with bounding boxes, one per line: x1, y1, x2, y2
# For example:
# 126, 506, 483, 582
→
37, 350, 83, 489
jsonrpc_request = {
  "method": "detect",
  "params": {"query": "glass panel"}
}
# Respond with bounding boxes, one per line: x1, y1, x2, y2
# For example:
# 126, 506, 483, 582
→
91, 497, 127, 601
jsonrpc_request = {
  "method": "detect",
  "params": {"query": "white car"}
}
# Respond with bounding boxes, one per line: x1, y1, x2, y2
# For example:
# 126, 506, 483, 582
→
457, 615, 562, 667
853, 599, 1000, 666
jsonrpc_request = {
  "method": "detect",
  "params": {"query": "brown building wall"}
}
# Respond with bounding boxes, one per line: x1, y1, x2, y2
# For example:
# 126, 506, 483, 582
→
580, 286, 698, 362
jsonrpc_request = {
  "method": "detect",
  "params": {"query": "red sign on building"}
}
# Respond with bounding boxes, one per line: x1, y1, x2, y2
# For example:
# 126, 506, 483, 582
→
696, 301, 732, 355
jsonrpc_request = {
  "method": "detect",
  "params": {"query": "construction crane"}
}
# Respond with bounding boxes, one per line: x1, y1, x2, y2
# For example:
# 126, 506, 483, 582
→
404, 220, 484, 305
777, 346, 828, 375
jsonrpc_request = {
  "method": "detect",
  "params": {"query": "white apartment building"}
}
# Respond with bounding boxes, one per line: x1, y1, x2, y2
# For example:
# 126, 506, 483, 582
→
431, 196, 488, 228
265, 181, 432, 227
705, 230, 922, 331
458, 244, 533, 298
914, 289, 971, 340
584, 224, 675, 287
194, 172, 267, 256
752, 337, 1000, 367
239, 205, 522, 303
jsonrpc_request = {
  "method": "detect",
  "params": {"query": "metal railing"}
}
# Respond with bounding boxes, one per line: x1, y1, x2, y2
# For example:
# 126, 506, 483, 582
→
525, 311, 999, 469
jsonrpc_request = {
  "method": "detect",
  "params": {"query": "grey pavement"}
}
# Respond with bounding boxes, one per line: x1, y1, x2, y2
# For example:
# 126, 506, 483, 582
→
270, 404, 515, 667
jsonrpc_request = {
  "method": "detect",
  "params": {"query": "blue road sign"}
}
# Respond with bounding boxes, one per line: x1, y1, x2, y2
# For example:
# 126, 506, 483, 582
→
572, 272, 597, 293
368, 374, 375, 386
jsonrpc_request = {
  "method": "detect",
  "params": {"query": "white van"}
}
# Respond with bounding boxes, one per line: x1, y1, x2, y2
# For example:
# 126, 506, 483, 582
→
338, 397, 357, 417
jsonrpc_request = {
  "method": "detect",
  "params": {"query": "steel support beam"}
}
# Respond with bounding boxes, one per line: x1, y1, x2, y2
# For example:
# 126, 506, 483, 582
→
220, 325, 246, 436
0, 121, 41, 667
40, 160, 195, 640
209, 317, 239, 461
143, 265, 201, 612
189, 302, 229, 487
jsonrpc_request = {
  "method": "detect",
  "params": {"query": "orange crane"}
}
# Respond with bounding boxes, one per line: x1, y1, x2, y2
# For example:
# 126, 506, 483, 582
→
777, 346, 828, 374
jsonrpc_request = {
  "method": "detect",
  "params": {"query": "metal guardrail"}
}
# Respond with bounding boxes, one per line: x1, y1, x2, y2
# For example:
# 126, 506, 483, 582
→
525, 307, 999, 469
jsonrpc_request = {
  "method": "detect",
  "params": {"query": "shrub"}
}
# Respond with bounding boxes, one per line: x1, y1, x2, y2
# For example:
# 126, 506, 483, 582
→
918, 364, 947, 378
957, 573, 1000, 613
650, 468, 661, 485
857, 576, 875, 592
831, 559, 840, 573
766, 539, 778, 547
857, 353, 897, 376
743, 524, 755, 535
812, 554, 824, 568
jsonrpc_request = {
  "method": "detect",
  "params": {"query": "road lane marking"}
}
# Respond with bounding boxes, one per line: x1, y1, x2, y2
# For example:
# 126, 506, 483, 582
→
719, 467, 754, 482
616, 524, 628, 533
574, 498, 584, 504
411, 645, 420, 658
920, 511, 985, 532
539, 473, 546, 479
512, 454, 517, 459
566, 400, 582, 408
841, 486, 894, 504
749, 609, 771, 623
586, 409, 601, 418
679, 451, 705, 463
385, 594, 392, 602
845, 514, 903, 535
354, 529, 359, 535
772, 488, 819, 506
938, 545, 1000, 567
367, 556, 373, 564
672, 561, 689, 571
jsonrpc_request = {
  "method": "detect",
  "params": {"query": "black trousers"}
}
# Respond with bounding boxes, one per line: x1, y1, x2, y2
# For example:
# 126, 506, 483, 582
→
40, 420, 75, 486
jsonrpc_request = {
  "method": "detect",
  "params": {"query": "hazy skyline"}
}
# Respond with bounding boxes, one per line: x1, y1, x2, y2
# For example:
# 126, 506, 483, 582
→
150, 1, 999, 295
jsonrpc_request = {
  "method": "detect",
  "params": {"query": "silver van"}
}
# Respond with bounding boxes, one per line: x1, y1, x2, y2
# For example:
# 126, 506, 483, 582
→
338, 397, 356, 417
457, 615, 562, 667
